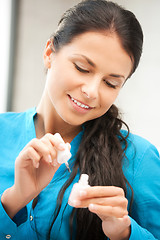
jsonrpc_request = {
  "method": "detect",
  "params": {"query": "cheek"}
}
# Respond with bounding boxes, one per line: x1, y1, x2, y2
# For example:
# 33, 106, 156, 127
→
46, 70, 64, 95
96, 89, 120, 116
96, 92, 118, 118
100, 88, 119, 108
49, 68, 78, 93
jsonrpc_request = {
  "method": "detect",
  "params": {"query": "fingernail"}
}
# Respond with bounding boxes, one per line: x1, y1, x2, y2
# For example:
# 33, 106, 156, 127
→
35, 162, 39, 168
58, 143, 66, 150
48, 155, 52, 163
52, 159, 58, 166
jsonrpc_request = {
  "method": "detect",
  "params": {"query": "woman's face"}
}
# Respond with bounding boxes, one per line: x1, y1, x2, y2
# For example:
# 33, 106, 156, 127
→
44, 31, 132, 126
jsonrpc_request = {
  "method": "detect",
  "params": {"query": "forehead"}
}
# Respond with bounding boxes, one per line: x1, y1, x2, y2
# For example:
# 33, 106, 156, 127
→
56, 31, 133, 77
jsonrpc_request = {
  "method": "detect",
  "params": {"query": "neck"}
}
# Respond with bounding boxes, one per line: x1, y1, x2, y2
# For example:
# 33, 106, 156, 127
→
35, 91, 82, 142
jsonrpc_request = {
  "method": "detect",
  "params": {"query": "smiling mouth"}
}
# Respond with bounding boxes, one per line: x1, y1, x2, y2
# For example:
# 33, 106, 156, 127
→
69, 95, 92, 109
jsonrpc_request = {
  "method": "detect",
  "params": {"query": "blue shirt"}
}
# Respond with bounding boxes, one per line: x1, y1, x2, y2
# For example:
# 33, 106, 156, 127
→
0, 108, 159, 240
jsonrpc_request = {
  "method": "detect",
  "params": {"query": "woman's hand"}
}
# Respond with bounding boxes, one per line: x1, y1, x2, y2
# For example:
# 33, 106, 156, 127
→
2, 133, 70, 218
14, 133, 69, 200
72, 186, 131, 240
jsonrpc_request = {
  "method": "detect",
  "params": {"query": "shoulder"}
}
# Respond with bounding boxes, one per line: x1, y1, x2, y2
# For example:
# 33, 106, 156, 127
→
0, 111, 24, 125
0, 108, 36, 138
122, 130, 160, 197
121, 130, 159, 185
0, 111, 24, 137
0, 107, 35, 125
121, 129, 159, 161
121, 131, 160, 217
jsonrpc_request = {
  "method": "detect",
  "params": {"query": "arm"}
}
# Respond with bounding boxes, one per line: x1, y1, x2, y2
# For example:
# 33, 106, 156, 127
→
0, 194, 19, 238
129, 217, 158, 240
0, 195, 37, 239
128, 143, 160, 239
1, 133, 65, 219
1, 186, 29, 219
0, 133, 68, 239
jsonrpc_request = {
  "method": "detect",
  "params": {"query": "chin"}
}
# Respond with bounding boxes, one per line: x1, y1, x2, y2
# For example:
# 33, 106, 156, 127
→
64, 117, 85, 127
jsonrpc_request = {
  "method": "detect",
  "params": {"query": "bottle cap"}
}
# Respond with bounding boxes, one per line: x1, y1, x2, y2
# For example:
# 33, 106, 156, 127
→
79, 174, 89, 185
57, 147, 72, 164
55, 133, 72, 171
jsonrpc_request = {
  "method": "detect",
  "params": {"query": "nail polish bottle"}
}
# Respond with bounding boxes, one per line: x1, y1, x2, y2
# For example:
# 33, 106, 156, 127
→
55, 133, 72, 172
68, 174, 90, 207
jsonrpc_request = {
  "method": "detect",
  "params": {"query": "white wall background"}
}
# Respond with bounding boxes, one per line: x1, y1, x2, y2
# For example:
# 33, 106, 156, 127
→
1, 0, 160, 149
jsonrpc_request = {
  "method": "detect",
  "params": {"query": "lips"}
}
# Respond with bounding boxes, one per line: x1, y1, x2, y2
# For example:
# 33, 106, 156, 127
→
68, 95, 93, 109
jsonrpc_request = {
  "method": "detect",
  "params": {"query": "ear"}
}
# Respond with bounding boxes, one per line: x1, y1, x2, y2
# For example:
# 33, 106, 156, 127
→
43, 39, 55, 69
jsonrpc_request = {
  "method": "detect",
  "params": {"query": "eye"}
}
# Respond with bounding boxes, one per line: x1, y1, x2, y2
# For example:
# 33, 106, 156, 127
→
74, 63, 90, 73
103, 79, 117, 89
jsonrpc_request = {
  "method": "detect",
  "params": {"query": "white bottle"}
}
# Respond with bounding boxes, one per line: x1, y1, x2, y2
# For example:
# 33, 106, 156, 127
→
55, 133, 72, 172
68, 174, 90, 207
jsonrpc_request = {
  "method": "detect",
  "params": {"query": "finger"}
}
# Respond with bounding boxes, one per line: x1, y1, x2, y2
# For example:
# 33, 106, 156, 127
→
78, 186, 125, 200
41, 133, 70, 166
88, 204, 128, 218
44, 133, 66, 151
25, 138, 53, 164
40, 135, 58, 166
16, 146, 41, 168
74, 196, 128, 209
120, 215, 131, 227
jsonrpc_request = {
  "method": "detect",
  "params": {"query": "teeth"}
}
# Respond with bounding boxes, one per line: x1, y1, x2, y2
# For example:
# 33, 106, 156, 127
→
71, 97, 89, 109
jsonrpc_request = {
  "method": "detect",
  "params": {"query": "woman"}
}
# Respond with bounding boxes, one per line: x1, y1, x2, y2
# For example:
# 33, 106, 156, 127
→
0, 0, 159, 239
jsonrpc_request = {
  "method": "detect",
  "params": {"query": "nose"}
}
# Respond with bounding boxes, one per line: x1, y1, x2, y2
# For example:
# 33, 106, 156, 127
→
81, 78, 100, 100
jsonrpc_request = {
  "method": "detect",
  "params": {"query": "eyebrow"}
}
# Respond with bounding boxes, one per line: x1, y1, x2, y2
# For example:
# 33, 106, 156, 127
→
73, 54, 125, 80
73, 54, 96, 67
109, 74, 125, 80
